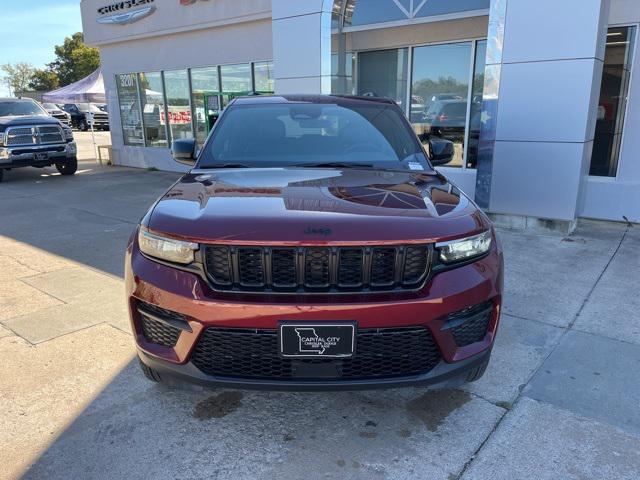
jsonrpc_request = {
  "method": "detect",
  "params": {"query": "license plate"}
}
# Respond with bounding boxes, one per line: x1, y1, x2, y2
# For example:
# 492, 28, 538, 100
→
35, 152, 48, 161
279, 323, 355, 358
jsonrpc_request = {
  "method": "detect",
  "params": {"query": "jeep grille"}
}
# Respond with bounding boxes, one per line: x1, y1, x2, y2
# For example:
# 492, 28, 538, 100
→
203, 244, 431, 293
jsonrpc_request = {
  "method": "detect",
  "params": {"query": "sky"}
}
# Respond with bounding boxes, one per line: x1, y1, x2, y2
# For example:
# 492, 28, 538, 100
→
0, 0, 83, 96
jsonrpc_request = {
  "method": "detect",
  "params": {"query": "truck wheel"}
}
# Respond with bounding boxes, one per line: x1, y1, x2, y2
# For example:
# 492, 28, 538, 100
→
139, 359, 162, 383
56, 157, 78, 176
79, 120, 88, 131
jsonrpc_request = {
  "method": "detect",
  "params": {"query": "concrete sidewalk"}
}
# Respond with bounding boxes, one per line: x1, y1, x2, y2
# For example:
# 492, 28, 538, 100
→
1, 164, 638, 480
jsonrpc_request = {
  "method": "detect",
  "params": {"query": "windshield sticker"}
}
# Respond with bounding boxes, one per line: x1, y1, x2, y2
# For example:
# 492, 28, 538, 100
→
408, 162, 424, 171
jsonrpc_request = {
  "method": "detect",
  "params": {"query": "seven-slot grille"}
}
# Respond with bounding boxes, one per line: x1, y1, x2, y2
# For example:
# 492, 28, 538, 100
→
191, 327, 442, 380
4, 125, 64, 146
203, 244, 431, 293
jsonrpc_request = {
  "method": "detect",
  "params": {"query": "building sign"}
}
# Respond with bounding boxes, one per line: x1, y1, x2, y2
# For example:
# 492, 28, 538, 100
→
97, 0, 156, 25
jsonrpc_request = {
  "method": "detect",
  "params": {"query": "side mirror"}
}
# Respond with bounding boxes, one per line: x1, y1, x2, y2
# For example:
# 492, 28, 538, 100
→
171, 138, 197, 166
428, 137, 454, 166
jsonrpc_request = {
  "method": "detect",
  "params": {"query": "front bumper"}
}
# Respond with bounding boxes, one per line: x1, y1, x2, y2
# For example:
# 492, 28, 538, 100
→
0, 142, 77, 168
126, 235, 504, 390
138, 345, 492, 391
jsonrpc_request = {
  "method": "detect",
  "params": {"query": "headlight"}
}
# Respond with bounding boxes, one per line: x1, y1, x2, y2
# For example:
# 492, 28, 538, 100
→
0, 133, 4, 147
138, 227, 198, 265
436, 230, 492, 263
63, 127, 73, 140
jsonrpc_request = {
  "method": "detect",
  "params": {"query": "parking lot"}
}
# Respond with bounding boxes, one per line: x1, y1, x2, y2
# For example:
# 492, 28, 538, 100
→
1, 137, 639, 479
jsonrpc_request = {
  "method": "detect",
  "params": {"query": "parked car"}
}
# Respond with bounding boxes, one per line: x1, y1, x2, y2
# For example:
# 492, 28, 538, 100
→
423, 99, 468, 141
0, 97, 77, 182
127, 94, 503, 391
41, 102, 71, 126
62, 103, 110, 131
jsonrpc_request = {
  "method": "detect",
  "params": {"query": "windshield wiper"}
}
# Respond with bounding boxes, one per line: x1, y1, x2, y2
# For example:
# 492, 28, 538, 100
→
293, 162, 374, 169
199, 163, 253, 169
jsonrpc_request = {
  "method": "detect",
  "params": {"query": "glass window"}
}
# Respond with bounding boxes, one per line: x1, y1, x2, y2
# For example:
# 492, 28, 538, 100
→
138, 72, 167, 148
344, 0, 489, 27
163, 70, 193, 141
467, 40, 487, 168
590, 26, 637, 177
190, 66, 221, 146
410, 42, 472, 168
357, 48, 408, 109
220, 63, 252, 108
200, 103, 425, 170
116, 73, 144, 146
331, 52, 355, 94
253, 61, 275, 94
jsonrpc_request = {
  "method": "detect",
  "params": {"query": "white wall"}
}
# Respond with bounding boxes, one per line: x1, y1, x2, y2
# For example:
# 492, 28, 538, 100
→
582, 0, 640, 222
487, 0, 610, 223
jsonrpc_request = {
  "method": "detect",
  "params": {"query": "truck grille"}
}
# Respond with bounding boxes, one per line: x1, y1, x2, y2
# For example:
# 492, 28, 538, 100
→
203, 244, 431, 293
191, 327, 442, 380
5, 125, 64, 147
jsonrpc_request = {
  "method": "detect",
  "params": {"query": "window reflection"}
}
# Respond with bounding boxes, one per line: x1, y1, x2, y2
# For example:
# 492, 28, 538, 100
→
357, 48, 408, 108
164, 70, 193, 141
467, 40, 487, 168
253, 61, 275, 94
590, 26, 636, 177
139, 72, 167, 147
410, 42, 472, 168
331, 52, 355, 94
191, 66, 220, 146
220, 63, 252, 108
344, 0, 489, 27
116, 73, 144, 146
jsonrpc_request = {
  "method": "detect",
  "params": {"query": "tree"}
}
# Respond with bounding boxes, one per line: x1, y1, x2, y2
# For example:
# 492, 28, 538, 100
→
48, 32, 100, 86
28, 69, 60, 92
1, 63, 35, 96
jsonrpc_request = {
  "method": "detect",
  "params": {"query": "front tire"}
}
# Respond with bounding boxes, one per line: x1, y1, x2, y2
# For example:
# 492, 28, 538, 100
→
56, 157, 78, 176
79, 120, 88, 131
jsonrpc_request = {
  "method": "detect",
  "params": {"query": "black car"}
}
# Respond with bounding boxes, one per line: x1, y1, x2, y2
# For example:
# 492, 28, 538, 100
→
0, 98, 77, 182
62, 103, 110, 131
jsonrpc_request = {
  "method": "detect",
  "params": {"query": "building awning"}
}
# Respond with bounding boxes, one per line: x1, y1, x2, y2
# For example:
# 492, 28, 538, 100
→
42, 69, 106, 104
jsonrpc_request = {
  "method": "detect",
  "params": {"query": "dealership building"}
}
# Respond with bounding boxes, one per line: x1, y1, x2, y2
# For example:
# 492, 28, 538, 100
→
80, 0, 639, 230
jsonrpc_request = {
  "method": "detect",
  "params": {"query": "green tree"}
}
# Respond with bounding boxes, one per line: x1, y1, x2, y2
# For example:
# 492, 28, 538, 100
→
0, 62, 35, 96
48, 32, 100, 86
28, 69, 60, 92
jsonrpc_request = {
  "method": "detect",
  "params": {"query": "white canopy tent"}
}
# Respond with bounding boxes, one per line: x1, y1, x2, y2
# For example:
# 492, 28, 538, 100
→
42, 68, 106, 104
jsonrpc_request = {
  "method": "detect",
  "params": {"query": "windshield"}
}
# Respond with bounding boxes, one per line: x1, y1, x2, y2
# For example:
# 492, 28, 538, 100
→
0, 100, 47, 117
198, 102, 428, 171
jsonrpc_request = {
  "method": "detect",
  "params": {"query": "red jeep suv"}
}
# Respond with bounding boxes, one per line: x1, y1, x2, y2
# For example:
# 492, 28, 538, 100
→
125, 95, 503, 390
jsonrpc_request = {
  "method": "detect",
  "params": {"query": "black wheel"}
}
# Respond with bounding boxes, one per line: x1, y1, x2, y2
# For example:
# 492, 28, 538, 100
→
139, 358, 162, 383
56, 157, 78, 176
79, 120, 88, 131
465, 356, 490, 383
0, 169, 4, 183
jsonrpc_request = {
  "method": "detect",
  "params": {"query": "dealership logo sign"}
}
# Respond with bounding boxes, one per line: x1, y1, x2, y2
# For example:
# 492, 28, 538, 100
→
97, 0, 156, 25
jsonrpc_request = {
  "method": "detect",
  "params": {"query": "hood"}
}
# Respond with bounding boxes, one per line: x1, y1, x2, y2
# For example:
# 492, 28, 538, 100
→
0, 115, 61, 128
147, 168, 489, 244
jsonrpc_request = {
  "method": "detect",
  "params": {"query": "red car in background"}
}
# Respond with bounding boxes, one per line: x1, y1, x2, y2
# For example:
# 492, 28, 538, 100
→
125, 95, 503, 390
